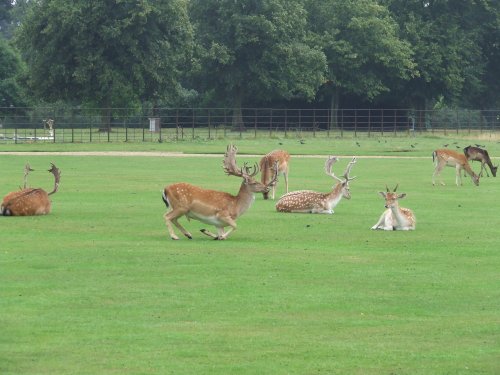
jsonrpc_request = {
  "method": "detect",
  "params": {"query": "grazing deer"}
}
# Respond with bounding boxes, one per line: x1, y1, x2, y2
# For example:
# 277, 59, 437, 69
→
259, 149, 290, 200
275, 156, 357, 214
371, 184, 416, 231
463, 145, 497, 177
432, 149, 479, 186
162, 144, 277, 240
1, 163, 61, 216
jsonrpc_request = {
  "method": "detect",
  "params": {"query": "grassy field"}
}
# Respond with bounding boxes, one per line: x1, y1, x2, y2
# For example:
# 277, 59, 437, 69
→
1, 136, 499, 374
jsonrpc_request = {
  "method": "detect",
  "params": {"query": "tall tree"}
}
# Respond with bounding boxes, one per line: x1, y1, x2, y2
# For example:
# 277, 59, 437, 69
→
0, 36, 27, 109
189, 0, 327, 129
306, 0, 416, 120
386, 0, 499, 110
16, 0, 193, 128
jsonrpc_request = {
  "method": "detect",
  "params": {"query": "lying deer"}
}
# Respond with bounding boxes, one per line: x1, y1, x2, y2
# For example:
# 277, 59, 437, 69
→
275, 156, 357, 214
463, 145, 497, 177
432, 149, 479, 186
371, 184, 416, 231
259, 149, 290, 200
162, 144, 277, 240
1, 163, 61, 216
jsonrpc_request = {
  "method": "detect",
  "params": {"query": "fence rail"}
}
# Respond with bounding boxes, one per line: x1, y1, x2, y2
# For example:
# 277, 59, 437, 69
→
1, 107, 499, 143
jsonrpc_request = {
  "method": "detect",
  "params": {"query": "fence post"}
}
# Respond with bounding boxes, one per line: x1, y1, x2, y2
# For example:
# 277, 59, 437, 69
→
254, 109, 257, 138
368, 109, 371, 138
192, 108, 195, 140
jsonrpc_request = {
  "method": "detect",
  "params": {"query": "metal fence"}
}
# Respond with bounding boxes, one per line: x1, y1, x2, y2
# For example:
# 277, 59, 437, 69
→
1, 107, 499, 143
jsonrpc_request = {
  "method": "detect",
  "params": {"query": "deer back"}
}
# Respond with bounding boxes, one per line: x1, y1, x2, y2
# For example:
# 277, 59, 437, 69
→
259, 150, 290, 186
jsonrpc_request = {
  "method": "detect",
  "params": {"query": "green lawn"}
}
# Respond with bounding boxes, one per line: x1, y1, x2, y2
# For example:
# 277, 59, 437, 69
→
1, 137, 499, 374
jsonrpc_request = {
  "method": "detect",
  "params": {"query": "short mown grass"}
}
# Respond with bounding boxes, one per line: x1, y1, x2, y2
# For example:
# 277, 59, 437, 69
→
1, 137, 499, 374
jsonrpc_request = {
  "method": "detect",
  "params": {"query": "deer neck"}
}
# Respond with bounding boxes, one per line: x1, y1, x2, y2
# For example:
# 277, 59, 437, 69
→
390, 203, 408, 226
462, 161, 479, 181
328, 183, 345, 205
235, 183, 256, 217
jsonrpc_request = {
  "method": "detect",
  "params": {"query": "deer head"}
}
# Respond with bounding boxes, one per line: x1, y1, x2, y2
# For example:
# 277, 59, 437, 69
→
379, 184, 406, 209
223, 144, 277, 193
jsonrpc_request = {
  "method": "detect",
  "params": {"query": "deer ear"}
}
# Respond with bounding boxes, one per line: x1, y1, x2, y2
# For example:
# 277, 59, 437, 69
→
398, 193, 407, 199
378, 191, 386, 198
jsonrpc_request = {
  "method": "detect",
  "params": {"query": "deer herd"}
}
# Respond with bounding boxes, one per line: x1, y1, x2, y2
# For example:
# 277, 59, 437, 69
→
1, 144, 497, 238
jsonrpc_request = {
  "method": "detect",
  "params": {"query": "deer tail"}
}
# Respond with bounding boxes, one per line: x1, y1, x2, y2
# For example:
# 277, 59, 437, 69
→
162, 189, 169, 208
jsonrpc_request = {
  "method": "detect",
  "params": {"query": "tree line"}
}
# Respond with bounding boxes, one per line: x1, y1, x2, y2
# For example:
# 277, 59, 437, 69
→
1, 0, 499, 128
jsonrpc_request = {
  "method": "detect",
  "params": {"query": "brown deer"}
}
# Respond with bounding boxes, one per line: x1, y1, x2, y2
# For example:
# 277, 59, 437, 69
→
463, 145, 497, 177
259, 149, 290, 200
432, 149, 479, 186
371, 184, 416, 231
275, 156, 357, 214
162, 144, 277, 240
1, 163, 61, 216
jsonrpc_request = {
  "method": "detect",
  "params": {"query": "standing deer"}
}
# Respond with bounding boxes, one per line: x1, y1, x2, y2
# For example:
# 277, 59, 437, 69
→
1, 163, 61, 216
162, 144, 277, 240
371, 184, 416, 231
259, 149, 290, 200
275, 156, 357, 214
432, 149, 479, 186
463, 145, 497, 177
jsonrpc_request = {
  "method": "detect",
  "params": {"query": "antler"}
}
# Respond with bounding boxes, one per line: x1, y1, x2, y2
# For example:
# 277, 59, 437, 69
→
343, 157, 357, 182
222, 144, 259, 179
47, 163, 61, 196
325, 156, 357, 183
324, 156, 343, 183
23, 163, 34, 189
265, 160, 279, 187
386, 184, 398, 192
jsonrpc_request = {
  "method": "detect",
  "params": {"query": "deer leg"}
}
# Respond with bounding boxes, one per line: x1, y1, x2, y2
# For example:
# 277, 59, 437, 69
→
432, 162, 446, 186
372, 210, 392, 230
481, 163, 489, 177
200, 228, 219, 239
214, 216, 237, 240
164, 209, 192, 240
455, 165, 463, 186
283, 171, 289, 194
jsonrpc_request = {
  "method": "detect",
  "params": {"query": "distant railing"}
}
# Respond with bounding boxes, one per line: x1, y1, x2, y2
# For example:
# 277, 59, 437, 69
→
1, 107, 499, 143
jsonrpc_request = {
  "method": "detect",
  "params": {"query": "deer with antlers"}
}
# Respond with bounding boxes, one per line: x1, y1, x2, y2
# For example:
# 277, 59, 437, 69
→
371, 184, 416, 231
259, 150, 290, 200
162, 144, 278, 240
275, 156, 357, 214
432, 149, 480, 186
463, 145, 497, 178
1, 163, 61, 216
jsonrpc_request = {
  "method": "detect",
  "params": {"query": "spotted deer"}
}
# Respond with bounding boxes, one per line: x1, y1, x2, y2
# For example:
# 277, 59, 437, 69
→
463, 145, 497, 177
371, 184, 416, 231
275, 156, 357, 214
259, 149, 290, 200
162, 144, 277, 240
1, 163, 61, 216
432, 149, 479, 186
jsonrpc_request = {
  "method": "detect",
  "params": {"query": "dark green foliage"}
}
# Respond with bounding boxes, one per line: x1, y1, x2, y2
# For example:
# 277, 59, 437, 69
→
15, 0, 193, 109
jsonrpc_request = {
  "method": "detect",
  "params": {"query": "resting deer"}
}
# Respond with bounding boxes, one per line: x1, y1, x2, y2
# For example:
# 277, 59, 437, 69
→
259, 149, 290, 199
1, 163, 61, 216
275, 156, 357, 214
463, 145, 497, 177
162, 144, 277, 240
371, 184, 416, 231
432, 149, 479, 186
